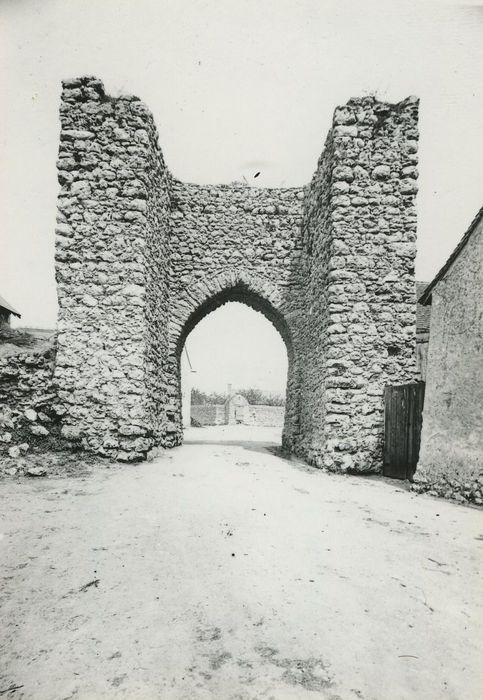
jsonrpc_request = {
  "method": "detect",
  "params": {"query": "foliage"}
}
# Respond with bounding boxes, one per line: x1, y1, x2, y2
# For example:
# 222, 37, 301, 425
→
0, 327, 37, 347
238, 387, 285, 406
191, 388, 226, 405
191, 387, 285, 406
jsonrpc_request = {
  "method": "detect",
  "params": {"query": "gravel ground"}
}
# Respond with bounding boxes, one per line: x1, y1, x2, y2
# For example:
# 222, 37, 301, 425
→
1, 426, 482, 699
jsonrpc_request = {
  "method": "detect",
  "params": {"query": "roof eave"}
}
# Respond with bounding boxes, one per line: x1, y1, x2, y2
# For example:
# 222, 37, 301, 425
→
419, 290, 432, 306
0, 305, 21, 318
419, 206, 483, 306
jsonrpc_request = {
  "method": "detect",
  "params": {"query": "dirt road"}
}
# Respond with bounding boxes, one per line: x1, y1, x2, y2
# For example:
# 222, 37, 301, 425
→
1, 426, 482, 699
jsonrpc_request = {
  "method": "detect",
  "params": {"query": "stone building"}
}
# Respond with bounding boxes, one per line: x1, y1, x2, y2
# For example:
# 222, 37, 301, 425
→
224, 393, 251, 425
53, 76, 420, 471
417, 207, 483, 497
0, 294, 20, 327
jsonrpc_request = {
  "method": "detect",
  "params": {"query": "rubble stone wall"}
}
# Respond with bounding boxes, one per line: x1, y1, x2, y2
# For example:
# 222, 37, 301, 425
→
0, 345, 66, 459
54, 77, 171, 461
416, 217, 483, 503
167, 181, 304, 447
52, 76, 419, 471
250, 405, 285, 427
190, 405, 225, 426
0, 347, 56, 416
296, 96, 420, 471
189, 404, 285, 427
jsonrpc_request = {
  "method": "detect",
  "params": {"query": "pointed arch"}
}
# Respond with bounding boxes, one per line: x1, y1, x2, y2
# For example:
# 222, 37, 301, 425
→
169, 268, 295, 359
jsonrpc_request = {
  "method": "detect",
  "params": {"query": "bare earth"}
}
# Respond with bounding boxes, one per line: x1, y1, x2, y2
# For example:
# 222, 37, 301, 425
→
1, 426, 482, 700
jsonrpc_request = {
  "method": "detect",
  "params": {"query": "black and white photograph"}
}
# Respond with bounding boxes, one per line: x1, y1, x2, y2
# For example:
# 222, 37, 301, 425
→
1, 1, 482, 698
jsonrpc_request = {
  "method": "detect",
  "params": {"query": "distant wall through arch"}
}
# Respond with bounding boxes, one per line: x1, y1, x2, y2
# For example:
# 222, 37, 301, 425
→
54, 76, 419, 471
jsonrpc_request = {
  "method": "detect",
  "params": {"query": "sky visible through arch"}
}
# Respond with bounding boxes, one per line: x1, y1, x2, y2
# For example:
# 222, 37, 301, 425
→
183, 303, 288, 396
1, 0, 482, 392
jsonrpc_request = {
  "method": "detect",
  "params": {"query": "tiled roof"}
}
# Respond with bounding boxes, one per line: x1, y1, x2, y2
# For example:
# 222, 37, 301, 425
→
416, 281, 431, 335
0, 294, 21, 318
419, 206, 483, 306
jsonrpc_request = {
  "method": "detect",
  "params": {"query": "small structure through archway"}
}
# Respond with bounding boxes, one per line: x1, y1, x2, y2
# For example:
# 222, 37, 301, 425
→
224, 393, 250, 425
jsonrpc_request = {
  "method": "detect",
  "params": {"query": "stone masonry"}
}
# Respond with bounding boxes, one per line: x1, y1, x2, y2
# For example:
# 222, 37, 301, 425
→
0, 339, 71, 468
54, 76, 419, 469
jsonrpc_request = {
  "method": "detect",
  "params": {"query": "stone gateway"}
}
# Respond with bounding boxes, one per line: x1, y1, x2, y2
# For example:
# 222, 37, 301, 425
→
54, 76, 419, 471
225, 394, 251, 425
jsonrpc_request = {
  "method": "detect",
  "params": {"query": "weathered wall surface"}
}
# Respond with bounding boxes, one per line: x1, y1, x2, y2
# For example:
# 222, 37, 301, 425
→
191, 405, 225, 426
416, 341, 429, 382
416, 281, 431, 381
167, 182, 304, 447
53, 76, 419, 472
0, 346, 55, 414
416, 217, 483, 503
0, 344, 67, 460
297, 97, 420, 471
54, 77, 170, 461
250, 405, 285, 427
190, 404, 285, 428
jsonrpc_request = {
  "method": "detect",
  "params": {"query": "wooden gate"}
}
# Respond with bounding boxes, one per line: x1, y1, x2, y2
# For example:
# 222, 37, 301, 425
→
383, 383, 425, 480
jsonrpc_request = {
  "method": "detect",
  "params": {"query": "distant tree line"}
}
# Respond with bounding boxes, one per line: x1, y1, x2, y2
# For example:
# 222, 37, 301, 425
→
191, 389, 226, 405
191, 387, 285, 406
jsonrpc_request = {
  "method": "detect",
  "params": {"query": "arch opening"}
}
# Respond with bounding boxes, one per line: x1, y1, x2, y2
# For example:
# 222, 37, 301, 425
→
175, 283, 294, 362
173, 286, 294, 447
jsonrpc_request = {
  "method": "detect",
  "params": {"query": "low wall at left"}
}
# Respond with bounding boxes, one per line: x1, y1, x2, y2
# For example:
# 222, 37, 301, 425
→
0, 343, 68, 460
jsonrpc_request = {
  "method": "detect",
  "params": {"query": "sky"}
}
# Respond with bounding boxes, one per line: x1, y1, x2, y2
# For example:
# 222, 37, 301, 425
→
184, 303, 288, 395
1, 0, 482, 393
